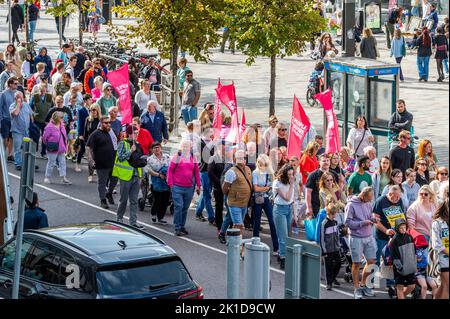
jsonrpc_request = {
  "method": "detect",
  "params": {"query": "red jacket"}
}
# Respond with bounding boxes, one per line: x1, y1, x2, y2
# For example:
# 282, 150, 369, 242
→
84, 68, 106, 94
299, 154, 319, 184
136, 128, 154, 155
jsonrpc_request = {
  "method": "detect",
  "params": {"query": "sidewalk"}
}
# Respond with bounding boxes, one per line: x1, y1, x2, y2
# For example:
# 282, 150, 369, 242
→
0, 4, 448, 166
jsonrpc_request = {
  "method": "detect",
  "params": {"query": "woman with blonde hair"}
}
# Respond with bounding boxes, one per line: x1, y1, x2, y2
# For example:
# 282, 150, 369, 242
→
319, 172, 346, 211
360, 28, 378, 59
252, 154, 279, 254
299, 141, 320, 184
135, 78, 159, 113
430, 167, 449, 202
416, 139, 438, 179
407, 184, 438, 241
91, 75, 104, 102
390, 29, 407, 81
84, 103, 101, 183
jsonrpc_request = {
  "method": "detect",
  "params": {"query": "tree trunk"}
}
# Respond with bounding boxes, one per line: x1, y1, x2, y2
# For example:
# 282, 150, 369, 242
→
169, 43, 179, 132
269, 54, 276, 116
78, 0, 83, 45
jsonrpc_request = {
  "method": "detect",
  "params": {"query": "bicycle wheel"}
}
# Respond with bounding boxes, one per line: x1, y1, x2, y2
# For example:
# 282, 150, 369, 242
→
306, 88, 317, 107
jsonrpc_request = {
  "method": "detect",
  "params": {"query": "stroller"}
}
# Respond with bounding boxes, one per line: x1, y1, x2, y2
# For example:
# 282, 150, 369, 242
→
340, 233, 353, 283
138, 171, 154, 211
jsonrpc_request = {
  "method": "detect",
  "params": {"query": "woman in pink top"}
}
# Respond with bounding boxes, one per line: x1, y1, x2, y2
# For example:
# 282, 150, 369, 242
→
167, 140, 201, 236
91, 75, 104, 102
407, 184, 438, 240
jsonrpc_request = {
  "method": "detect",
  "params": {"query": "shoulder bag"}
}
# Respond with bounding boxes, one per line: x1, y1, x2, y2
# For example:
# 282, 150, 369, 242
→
254, 173, 269, 205
354, 129, 367, 159
46, 127, 62, 152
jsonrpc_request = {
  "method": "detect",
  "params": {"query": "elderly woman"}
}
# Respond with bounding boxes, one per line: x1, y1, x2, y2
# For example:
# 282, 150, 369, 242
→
135, 79, 159, 113
340, 146, 357, 179
430, 167, 449, 202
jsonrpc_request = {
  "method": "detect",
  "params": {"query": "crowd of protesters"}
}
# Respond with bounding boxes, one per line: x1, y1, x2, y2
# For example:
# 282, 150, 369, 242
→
0, 0, 448, 301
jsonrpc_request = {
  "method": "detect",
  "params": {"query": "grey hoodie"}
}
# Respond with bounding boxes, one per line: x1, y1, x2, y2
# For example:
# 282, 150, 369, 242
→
344, 195, 374, 238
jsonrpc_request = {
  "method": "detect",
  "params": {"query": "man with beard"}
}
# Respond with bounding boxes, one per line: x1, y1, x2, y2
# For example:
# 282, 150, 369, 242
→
348, 155, 373, 196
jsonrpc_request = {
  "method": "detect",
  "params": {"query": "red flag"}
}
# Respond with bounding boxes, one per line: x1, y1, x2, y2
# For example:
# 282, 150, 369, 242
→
107, 63, 132, 125
212, 81, 223, 140
287, 96, 311, 158
215, 81, 238, 114
315, 89, 341, 154
226, 108, 240, 144
239, 109, 246, 136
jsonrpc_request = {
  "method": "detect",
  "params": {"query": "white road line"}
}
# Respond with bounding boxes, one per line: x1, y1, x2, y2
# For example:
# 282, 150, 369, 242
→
9, 172, 354, 298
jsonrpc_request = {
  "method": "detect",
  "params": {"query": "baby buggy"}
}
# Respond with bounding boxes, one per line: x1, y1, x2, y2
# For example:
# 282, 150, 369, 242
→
138, 171, 154, 211
340, 234, 353, 283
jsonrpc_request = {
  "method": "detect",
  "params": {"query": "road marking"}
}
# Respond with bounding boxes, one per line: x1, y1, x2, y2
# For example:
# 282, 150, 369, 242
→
9, 172, 354, 298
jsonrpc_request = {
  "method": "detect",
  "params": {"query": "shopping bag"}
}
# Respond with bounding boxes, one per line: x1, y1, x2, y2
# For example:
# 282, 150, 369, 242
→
304, 218, 318, 242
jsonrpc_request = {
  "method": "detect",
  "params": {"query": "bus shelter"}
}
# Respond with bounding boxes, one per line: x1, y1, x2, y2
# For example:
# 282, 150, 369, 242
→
324, 57, 400, 155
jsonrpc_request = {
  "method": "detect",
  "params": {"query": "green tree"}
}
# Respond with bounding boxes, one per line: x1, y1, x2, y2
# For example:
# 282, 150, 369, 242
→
224, 0, 326, 115
109, 0, 226, 130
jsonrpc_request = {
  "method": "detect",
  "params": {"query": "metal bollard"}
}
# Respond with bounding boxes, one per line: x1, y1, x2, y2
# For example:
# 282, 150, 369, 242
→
244, 237, 270, 299
291, 244, 303, 299
226, 228, 242, 299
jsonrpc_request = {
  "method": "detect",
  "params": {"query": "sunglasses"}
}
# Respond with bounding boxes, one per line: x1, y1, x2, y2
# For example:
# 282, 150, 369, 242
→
419, 193, 429, 197
439, 172, 448, 176
401, 136, 411, 140
90, 109, 97, 112
12, 82, 19, 85
279, 128, 288, 131
326, 179, 334, 182
271, 120, 278, 124
103, 121, 111, 124
417, 163, 427, 166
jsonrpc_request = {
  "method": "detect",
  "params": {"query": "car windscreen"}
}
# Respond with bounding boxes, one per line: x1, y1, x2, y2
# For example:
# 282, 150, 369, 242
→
96, 258, 192, 296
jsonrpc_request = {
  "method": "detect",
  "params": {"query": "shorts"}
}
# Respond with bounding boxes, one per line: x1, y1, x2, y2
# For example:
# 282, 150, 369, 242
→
349, 236, 377, 263
0, 118, 11, 139
394, 272, 416, 286
441, 267, 449, 273
228, 206, 247, 225
416, 268, 437, 286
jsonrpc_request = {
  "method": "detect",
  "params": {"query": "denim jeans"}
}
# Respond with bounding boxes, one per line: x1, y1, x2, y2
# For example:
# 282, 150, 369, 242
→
417, 56, 430, 80
29, 20, 37, 42
375, 238, 395, 287
411, 6, 419, 17
228, 206, 247, 225
181, 105, 198, 125
46, 152, 66, 177
172, 185, 195, 231
220, 195, 233, 235
253, 197, 279, 252
395, 57, 404, 81
273, 203, 293, 258
117, 175, 140, 225
195, 172, 215, 222
35, 122, 47, 156
12, 132, 25, 168
443, 58, 449, 75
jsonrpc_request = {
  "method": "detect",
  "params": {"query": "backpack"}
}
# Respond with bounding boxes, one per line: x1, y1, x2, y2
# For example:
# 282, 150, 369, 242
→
388, 8, 398, 24
127, 141, 147, 168
27, 73, 38, 92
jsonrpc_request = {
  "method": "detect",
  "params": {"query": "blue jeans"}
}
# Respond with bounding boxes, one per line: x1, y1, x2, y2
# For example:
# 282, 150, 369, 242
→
417, 56, 430, 80
375, 238, 395, 287
220, 195, 233, 235
181, 105, 198, 125
253, 197, 279, 252
395, 57, 404, 81
411, 6, 419, 17
12, 132, 25, 168
444, 58, 449, 75
195, 172, 215, 222
273, 203, 293, 258
172, 185, 195, 231
228, 206, 247, 225
29, 20, 37, 42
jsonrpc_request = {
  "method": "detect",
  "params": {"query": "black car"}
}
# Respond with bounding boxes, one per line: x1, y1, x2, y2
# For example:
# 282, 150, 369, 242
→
0, 221, 203, 299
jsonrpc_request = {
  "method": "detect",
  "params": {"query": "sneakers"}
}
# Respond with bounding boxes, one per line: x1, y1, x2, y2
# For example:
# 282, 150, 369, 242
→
272, 251, 279, 256
105, 193, 115, 205
100, 199, 109, 209
333, 279, 341, 286
75, 164, 82, 172
15, 166, 22, 171
43, 177, 51, 184
175, 230, 184, 236
180, 228, 189, 235
218, 233, 227, 244
88, 176, 94, 183
326, 284, 332, 291
196, 214, 207, 222
354, 288, 363, 299
62, 177, 72, 185
152, 217, 157, 223
7, 155, 14, 162
157, 219, 167, 224
117, 218, 124, 223
132, 224, 145, 230
361, 286, 375, 297
279, 258, 285, 270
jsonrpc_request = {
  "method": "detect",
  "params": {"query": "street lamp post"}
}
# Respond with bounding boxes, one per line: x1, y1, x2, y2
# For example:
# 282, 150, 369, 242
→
342, 0, 356, 57
8, 0, 12, 43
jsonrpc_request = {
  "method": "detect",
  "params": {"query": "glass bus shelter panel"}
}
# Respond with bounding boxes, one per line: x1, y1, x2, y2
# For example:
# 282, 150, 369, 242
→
347, 75, 366, 124
369, 78, 395, 129
329, 71, 345, 121
373, 134, 391, 159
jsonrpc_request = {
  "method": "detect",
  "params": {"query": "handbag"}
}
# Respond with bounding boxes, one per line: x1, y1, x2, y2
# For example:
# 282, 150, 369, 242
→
401, 37, 407, 57
304, 218, 318, 241
254, 174, 269, 205
354, 129, 367, 158
46, 127, 62, 152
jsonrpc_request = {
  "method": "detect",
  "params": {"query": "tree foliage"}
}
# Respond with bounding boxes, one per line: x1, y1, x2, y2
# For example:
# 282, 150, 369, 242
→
224, 0, 327, 65
108, 0, 226, 62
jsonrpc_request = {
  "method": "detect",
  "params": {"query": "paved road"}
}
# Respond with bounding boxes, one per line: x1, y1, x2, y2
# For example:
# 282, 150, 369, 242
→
7, 159, 397, 299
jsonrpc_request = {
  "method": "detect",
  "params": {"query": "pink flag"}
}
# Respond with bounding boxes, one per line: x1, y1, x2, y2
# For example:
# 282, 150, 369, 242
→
287, 96, 311, 158
215, 81, 238, 114
315, 89, 341, 154
239, 109, 246, 136
107, 63, 132, 125
212, 81, 223, 140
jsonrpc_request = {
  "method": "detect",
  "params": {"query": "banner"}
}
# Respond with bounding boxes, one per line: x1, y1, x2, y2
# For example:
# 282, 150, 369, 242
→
315, 89, 341, 154
287, 96, 311, 158
215, 81, 238, 115
212, 81, 223, 140
226, 108, 240, 145
107, 63, 132, 125
239, 109, 246, 136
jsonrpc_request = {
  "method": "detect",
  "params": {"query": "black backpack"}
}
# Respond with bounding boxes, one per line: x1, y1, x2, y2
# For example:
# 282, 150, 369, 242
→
127, 141, 147, 168
388, 9, 398, 24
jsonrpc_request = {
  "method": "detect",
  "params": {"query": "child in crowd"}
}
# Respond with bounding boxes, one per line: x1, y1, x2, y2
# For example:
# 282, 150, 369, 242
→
319, 201, 341, 290
391, 218, 417, 299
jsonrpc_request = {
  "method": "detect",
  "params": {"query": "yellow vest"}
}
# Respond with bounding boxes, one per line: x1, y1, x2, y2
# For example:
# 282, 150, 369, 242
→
112, 141, 142, 181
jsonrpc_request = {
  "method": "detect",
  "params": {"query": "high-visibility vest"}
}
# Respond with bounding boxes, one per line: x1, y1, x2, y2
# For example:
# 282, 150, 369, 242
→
112, 141, 142, 181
